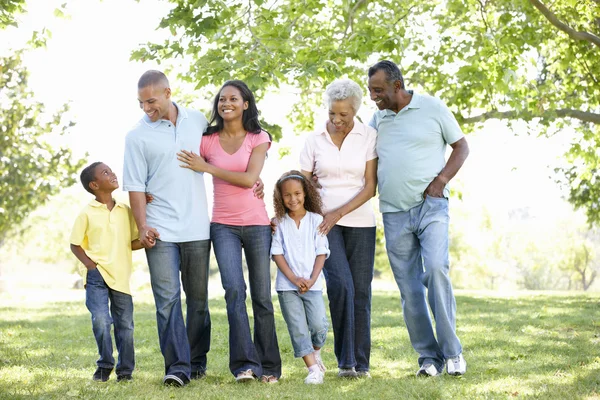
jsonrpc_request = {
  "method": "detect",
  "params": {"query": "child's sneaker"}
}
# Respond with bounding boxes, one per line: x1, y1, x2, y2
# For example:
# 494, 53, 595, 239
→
305, 369, 324, 384
446, 354, 467, 376
314, 350, 326, 372
92, 367, 113, 382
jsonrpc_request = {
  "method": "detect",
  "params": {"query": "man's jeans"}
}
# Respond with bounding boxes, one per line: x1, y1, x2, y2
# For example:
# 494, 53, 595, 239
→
278, 290, 328, 358
323, 225, 376, 371
211, 223, 281, 378
145, 239, 211, 379
383, 196, 462, 372
85, 268, 135, 376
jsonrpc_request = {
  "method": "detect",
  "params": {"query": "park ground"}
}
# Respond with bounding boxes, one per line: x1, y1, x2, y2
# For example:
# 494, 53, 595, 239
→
0, 284, 599, 399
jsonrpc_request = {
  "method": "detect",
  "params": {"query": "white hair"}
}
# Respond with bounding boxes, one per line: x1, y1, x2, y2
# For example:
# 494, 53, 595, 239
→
324, 79, 363, 112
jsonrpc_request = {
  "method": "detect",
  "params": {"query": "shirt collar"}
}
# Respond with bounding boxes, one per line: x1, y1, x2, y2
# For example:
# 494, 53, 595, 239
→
318, 119, 366, 136
382, 90, 421, 116
89, 199, 125, 209
142, 102, 187, 129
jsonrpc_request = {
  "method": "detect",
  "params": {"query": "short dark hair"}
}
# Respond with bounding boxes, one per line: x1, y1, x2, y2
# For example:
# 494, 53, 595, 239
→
205, 80, 270, 141
138, 70, 169, 90
80, 162, 102, 194
368, 60, 404, 88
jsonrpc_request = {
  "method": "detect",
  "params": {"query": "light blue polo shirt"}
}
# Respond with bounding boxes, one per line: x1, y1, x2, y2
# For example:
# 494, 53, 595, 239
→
369, 92, 464, 213
123, 103, 210, 242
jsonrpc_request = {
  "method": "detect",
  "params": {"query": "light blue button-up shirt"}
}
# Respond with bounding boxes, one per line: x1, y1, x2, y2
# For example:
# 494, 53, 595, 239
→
123, 103, 210, 242
369, 92, 464, 213
271, 212, 330, 291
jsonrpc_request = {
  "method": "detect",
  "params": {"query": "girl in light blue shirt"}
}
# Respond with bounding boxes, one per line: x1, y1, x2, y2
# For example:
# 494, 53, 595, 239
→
271, 170, 330, 384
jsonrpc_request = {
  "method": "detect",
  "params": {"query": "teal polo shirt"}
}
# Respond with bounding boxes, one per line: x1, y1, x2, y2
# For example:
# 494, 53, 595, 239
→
123, 103, 210, 242
369, 92, 464, 213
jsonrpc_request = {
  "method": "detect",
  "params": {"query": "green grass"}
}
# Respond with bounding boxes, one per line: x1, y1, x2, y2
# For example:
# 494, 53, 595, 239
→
1, 290, 599, 399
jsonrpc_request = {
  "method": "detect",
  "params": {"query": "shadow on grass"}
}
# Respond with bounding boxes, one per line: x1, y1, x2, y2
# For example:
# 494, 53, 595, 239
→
0, 292, 599, 399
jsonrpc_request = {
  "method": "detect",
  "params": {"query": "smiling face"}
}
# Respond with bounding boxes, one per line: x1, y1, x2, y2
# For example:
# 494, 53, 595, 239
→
90, 163, 118, 193
281, 179, 306, 214
138, 84, 172, 122
217, 85, 248, 123
368, 69, 399, 112
328, 99, 356, 134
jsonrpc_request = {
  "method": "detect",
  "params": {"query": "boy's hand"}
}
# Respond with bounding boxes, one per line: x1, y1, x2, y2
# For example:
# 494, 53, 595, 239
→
140, 225, 160, 248
253, 178, 265, 199
303, 278, 316, 293
85, 262, 97, 271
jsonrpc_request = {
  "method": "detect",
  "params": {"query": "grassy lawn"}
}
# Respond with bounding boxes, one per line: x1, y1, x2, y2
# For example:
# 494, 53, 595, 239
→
0, 289, 599, 399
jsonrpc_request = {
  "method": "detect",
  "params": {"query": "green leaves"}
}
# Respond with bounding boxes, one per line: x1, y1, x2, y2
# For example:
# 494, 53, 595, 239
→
0, 51, 86, 243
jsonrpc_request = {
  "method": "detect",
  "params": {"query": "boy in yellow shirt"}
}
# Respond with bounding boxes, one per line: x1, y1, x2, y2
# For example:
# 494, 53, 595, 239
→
70, 162, 143, 382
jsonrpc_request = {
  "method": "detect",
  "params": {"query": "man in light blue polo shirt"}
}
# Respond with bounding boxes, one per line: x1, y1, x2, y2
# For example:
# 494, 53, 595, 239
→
367, 60, 470, 378
123, 70, 211, 387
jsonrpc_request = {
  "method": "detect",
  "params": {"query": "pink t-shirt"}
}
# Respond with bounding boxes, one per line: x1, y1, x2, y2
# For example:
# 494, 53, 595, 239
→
200, 130, 271, 226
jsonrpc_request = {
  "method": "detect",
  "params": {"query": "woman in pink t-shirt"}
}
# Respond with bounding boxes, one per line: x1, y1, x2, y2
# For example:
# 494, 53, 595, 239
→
177, 80, 281, 383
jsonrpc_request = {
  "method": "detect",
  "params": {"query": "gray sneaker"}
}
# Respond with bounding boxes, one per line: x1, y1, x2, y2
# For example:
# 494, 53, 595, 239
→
356, 370, 371, 379
338, 367, 358, 378
446, 354, 467, 376
416, 363, 441, 377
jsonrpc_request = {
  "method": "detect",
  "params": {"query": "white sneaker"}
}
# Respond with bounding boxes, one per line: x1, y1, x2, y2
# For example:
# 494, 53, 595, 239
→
314, 350, 326, 372
338, 367, 357, 378
416, 363, 441, 377
305, 369, 324, 384
446, 354, 467, 376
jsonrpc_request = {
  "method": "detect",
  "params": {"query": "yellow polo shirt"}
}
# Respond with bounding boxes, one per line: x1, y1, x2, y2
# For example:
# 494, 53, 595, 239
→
70, 200, 139, 295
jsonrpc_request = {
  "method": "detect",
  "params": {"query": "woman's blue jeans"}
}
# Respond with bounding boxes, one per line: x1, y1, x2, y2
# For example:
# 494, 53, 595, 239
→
323, 225, 376, 371
211, 223, 281, 378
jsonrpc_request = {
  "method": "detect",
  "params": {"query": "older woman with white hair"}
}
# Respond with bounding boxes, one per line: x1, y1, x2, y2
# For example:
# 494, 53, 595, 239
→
299, 78, 377, 378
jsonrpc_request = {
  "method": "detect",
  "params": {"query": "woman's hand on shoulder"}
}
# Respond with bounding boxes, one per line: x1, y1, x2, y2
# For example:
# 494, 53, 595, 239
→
177, 150, 209, 172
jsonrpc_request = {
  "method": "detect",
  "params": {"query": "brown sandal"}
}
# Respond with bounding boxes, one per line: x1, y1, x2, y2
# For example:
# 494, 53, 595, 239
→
260, 375, 279, 383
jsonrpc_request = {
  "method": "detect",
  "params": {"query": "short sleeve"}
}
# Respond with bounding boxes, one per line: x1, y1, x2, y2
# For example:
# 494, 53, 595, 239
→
70, 211, 88, 246
270, 219, 285, 257
199, 133, 211, 158
365, 125, 378, 161
299, 136, 315, 172
123, 133, 147, 192
368, 112, 379, 130
437, 100, 464, 145
127, 206, 139, 241
251, 130, 271, 150
313, 215, 330, 259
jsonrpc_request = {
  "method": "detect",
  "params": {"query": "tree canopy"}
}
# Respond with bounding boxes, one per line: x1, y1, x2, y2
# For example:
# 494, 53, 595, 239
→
0, 50, 85, 244
133, 0, 600, 222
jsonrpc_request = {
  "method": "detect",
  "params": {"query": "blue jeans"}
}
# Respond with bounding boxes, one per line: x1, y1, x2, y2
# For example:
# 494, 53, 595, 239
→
211, 223, 281, 378
85, 268, 135, 375
145, 239, 211, 379
323, 225, 376, 371
383, 196, 462, 372
278, 290, 328, 358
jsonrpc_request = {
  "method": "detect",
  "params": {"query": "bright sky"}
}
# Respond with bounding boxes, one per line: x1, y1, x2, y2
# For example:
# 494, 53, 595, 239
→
0, 0, 577, 221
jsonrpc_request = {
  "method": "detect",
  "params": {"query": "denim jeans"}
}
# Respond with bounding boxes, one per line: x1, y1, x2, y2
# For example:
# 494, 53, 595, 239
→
145, 239, 211, 379
278, 290, 328, 358
85, 268, 135, 375
383, 196, 462, 372
323, 225, 376, 371
211, 223, 281, 378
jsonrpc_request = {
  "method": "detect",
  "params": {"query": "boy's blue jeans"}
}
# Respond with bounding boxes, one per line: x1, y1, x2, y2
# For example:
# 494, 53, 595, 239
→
210, 223, 281, 378
145, 239, 211, 379
85, 268, 135, 376
383, 196, 462, 372
278, 290, 328, 358
323, 225, 376, 371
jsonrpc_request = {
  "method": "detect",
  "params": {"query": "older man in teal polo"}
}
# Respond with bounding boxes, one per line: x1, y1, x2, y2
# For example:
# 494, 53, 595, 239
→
368, 60, 470, 377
